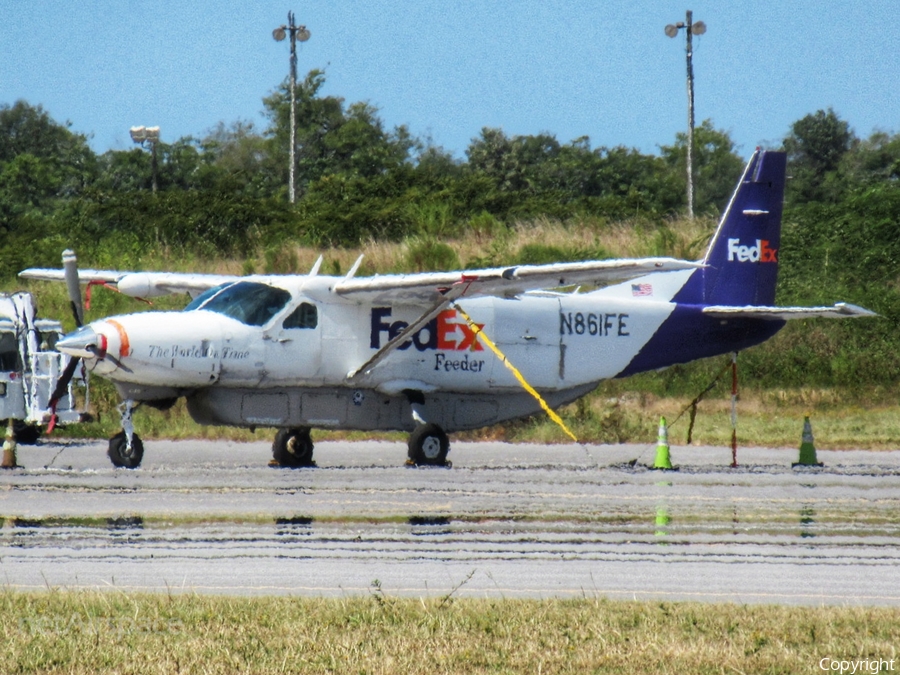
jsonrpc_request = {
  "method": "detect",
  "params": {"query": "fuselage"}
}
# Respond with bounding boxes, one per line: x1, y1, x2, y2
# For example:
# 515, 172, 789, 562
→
59, 268, 783, 404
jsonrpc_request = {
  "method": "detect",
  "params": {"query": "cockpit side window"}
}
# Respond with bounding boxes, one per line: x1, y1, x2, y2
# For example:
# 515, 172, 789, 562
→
282, 302, 318, 329
185, 281, 292, 327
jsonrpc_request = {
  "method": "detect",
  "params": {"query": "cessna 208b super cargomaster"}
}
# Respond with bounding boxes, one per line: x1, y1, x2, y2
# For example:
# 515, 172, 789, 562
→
20, 149, 874, 468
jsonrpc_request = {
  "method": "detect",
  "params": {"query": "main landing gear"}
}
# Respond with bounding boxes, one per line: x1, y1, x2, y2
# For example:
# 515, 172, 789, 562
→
407, 423, 450, 466
405, 396, 451, 467
271, 427, 315, 468
108, 400, 144, 469
267, 396, 453, 468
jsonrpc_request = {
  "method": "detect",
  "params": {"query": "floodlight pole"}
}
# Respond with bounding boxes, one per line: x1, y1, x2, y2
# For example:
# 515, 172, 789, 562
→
685, 11, 695, 219
665, 11, 705, 220
129, 126, 160, 193
273, 11, 311, 204
150, 140, 158, 194
288, 11, 297, 204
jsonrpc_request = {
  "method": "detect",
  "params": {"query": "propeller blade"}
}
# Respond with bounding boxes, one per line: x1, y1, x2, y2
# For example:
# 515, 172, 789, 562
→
62, 249, 84, 328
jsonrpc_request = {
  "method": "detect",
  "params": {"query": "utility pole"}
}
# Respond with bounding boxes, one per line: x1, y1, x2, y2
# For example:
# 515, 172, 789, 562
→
665, 11, 706, 219
273, 11, 311, 204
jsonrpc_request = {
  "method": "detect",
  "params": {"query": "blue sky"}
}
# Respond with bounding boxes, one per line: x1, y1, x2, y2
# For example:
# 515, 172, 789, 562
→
2, 2, 898, 160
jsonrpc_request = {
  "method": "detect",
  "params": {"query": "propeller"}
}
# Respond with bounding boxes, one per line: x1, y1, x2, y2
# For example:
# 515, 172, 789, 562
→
63, 249, 84, 328
47, 250, 85, 432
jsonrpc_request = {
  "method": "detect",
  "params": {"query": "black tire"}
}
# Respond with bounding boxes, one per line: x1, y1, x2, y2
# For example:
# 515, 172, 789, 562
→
272, 428, 315, 467
108, 431, 144, 469
407, 423, 450, 466
13, 421, 41, 445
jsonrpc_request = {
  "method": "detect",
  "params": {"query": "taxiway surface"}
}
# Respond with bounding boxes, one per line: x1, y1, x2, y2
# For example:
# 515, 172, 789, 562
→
2, 439, 900, 605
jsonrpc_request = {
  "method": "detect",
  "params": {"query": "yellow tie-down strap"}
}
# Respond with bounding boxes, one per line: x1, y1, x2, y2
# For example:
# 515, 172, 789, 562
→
453, 303, 578, 442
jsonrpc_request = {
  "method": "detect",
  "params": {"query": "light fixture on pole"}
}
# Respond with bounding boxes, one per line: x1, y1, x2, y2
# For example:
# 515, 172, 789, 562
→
665, 11, 706, 219
273, 11, 311, 204
129, 126, 161, 193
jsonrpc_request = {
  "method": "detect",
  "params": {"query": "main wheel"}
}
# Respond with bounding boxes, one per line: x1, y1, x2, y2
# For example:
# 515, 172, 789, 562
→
272, 428, 315, 467
407, 423, 450, 466
108, 431, 144, 469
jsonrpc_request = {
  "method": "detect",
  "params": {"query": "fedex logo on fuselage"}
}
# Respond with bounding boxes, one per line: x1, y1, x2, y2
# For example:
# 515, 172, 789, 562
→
370, 307, 484, 352
727, 238, 777, 263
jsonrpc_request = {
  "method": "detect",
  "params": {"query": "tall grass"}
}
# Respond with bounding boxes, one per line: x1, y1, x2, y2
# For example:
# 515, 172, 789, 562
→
3, 590, 897, 674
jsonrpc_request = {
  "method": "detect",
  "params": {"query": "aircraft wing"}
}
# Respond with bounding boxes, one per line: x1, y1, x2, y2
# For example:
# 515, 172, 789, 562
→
19, 268, 238, 298
333, 257, 701, 303
703, 303, 877, 320
21, 256, 700, 303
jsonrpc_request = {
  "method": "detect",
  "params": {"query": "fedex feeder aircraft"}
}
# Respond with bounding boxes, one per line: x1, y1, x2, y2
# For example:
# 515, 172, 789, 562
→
20, 149, 874, 468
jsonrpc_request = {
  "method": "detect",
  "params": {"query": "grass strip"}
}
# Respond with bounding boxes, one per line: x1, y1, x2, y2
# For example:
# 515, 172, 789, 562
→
3, 590, 898, 674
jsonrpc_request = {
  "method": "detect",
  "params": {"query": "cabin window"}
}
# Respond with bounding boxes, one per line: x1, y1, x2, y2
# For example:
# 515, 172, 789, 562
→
282, 302, 318, 329
185, 281, 291, 327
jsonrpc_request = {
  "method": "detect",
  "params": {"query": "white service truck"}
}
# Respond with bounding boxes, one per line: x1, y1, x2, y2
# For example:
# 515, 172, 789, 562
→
0, 291, 89, 442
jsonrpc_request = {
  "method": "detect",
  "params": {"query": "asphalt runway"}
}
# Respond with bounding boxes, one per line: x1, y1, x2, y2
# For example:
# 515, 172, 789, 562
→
2, 438, 900, 605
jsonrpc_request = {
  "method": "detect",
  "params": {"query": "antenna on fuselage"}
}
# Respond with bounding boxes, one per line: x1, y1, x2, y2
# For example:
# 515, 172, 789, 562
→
345, 255, 364, 280
308, 255, 323, 277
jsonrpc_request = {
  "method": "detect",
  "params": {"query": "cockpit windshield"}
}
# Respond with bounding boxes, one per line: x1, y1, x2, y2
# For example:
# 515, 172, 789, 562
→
183, 281, 291, 327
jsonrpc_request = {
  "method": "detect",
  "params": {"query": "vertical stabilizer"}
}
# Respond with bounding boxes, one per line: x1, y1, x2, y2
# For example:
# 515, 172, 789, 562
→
674, 149, 786, 306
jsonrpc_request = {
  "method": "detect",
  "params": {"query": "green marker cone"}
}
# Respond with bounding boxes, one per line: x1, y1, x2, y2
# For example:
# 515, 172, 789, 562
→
794, 416, 822, 467
653, 416, 673, 469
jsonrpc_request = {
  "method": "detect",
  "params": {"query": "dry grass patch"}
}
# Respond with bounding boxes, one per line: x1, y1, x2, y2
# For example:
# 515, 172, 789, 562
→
3, 591, 898, 674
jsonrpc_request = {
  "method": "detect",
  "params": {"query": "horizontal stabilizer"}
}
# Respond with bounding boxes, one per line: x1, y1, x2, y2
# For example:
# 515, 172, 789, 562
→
703, 303, 877, 320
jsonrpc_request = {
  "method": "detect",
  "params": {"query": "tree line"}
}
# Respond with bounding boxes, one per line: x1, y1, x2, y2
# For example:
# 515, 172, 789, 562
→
4, 71, 894, 267
2, 72, 900, 388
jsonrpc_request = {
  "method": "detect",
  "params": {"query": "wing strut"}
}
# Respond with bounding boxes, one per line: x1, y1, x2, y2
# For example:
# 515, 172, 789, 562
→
452, 303, 578, 443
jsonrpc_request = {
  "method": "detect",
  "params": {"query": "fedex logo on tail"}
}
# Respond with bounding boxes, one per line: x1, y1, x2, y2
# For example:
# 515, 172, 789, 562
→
727, 238, 777, 263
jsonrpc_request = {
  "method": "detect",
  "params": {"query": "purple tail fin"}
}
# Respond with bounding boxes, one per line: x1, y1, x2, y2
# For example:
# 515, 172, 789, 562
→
674, 149, 787, 306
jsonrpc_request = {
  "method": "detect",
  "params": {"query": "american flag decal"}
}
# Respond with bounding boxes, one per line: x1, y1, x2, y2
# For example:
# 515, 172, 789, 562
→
631, 283, 652, 297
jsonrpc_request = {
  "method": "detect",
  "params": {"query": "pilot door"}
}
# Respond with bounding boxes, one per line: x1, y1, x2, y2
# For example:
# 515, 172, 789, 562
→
263, 301, 323, 384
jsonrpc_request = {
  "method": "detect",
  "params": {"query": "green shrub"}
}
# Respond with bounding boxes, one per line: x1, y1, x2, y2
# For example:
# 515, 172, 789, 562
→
404, 237, 460, 272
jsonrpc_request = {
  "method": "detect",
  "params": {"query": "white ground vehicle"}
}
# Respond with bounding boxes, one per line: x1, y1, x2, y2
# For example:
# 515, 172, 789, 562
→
0, 292, 88, 442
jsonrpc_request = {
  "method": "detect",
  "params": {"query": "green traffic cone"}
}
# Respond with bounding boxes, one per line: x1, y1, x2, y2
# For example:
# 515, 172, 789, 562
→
653, 416, 673, 469
794, 416, 823, 467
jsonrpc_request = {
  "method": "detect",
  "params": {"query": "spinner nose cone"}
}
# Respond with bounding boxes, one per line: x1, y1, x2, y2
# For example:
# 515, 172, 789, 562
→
57, 325, 107, 359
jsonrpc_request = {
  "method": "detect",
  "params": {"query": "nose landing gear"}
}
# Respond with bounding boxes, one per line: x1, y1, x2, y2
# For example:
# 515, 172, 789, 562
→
108, 400, 144, 468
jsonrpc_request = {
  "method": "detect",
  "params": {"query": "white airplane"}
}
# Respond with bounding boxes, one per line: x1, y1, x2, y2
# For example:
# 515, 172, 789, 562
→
20, 149, 874, 468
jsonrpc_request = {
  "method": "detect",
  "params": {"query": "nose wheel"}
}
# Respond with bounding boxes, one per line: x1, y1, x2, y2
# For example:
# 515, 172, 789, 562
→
407, 423, 450, 466
108, 430, 144, 468
108, 400, 144, 468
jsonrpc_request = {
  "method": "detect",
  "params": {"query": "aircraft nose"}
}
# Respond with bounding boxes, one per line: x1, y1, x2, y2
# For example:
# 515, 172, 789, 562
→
57, 325, 107, 359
